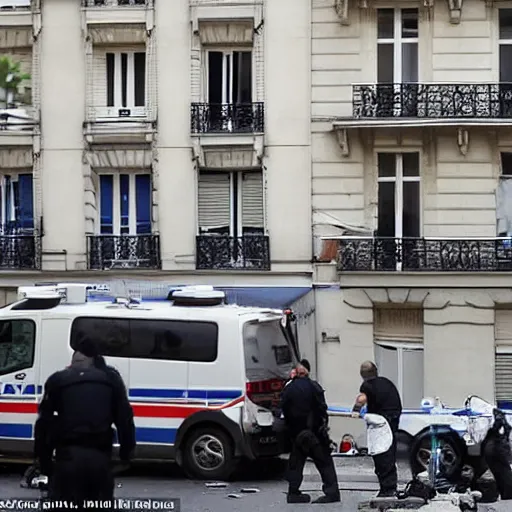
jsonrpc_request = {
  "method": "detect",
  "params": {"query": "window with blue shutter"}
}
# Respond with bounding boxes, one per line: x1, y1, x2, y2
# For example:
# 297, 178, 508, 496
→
136, 174, 151, 234
17, 174, 34, 230
99, 175, 113, 234
120, 174, 130, 235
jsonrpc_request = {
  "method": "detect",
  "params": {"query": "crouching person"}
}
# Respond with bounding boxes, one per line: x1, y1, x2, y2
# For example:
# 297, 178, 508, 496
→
482, 408, 512, 500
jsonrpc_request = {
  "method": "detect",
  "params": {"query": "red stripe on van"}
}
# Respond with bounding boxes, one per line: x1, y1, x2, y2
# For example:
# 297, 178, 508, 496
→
0, 395, 245, 418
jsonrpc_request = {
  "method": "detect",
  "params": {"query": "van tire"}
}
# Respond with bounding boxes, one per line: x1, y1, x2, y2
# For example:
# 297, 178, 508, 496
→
182, 426, 236, 481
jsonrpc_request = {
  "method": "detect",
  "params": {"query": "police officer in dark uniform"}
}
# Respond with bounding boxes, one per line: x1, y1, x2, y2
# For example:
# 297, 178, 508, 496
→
352, 361, 402, 498
34, 338, 136, 504
482, 408, 512, 500
281, 360, 340, 504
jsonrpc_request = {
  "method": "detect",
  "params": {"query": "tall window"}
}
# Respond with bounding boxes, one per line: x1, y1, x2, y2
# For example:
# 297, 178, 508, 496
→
198, 171, 264, 236
499, 10, 512, 117
377, 9, 418, 116
98, 174, 151, 235
0, 174, 33, 231
377, 152, 420, 239
206, 50, 252, 105
106, 52, 146, 110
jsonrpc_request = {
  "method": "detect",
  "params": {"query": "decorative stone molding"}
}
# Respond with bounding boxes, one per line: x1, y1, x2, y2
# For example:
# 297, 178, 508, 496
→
334, 0, 349, 25
0, 147, 33, 168
198, 20, 254, 45
88, 24, 146, 44
84, 146, 152, 168
457, 128, 469, 156
447, 0, 463, 24
192, 136, 263, 170
0, 27, 32, 49
190, 3, 263, 33
334, 128, 349, 157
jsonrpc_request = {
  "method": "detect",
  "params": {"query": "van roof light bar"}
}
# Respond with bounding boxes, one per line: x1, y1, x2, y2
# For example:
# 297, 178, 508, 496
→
17, 283, 89, 304
169, 285, 226, 307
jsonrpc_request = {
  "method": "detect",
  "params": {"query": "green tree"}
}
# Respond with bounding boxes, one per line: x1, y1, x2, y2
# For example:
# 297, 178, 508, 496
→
0, 56, 31, 108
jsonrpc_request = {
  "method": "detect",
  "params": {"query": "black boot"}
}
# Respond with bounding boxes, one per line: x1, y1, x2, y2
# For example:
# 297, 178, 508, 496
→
376, 490, 396, 498
312, 494, 341, 504
287, 492, 311, 504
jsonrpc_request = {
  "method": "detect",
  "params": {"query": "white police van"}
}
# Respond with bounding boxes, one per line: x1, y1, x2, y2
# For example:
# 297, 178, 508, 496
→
0, 283, 299, 479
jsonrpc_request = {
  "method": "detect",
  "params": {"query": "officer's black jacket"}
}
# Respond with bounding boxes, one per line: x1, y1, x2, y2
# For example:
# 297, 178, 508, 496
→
280, 376, 328, 438
34, 363, 136, 474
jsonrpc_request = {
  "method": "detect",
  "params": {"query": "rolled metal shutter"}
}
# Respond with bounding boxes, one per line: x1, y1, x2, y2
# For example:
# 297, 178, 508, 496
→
198, 172, 230, 232
241, 171, 263, 228
374, 308, 423, 342
495, 310, 512, 402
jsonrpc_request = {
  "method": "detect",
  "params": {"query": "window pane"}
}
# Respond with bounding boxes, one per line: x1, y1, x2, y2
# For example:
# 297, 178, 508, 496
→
134, 52, 146, 107
401, 9, 418, 39
377, 44, 394, 83
403, 152, 420, 176
378, 181, 395, 236
99, 175, 113, 235
121, 53, 128, 107
500, 9, 512, 40
378, 153, 396, 177
106, 53, 115, 107
120, 174, 129, 234
377, 9, 394, 39
402, 348, 424, 409
502, 152, 512, 176
401, 43, 418, 82
70, 317, 130, 357
374, 344, 400, 392
500, 45, 512, 82
130, 319, 218, 362
0, 320, 35, 376
403, 181, 420, 237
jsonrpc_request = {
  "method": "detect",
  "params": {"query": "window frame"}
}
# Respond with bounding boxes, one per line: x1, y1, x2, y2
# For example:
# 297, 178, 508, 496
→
97, 172, 151, 236
376, 150, 422, 240
376, 8, 419, 83
203, 47, 254, 104
69, 316, 219, 363
0, 318, 36, 377
0, 173, 34, 231
374, 340, 424, 406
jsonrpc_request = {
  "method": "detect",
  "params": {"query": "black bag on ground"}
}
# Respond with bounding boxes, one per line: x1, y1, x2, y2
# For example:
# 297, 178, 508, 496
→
397, 477, 436, 503
473, 469, 499, 503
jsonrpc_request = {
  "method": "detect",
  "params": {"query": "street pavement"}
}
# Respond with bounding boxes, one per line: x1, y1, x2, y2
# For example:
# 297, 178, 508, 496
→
0, 457, 508, 511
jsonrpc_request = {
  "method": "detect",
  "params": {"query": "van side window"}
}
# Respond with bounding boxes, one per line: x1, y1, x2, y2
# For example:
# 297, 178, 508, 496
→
0, 319, 36, 375
70, 317, 218, 362
70, 318, 130, 357
130, 319, 218, 362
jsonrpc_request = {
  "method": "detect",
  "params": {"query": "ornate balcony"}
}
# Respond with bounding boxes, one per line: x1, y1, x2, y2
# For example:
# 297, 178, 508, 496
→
196, 235, 270, 271
336, 237, 512, 272
87, 234, 161, 270
0, 230, 40, 270
190, 103, 265, 134
353, 83, 512, 119
83, 0, 148, 6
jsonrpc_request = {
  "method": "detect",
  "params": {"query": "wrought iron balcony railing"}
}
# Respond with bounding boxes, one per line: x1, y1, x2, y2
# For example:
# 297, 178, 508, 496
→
353, 83, 512, 119
196, 235, 270, 271
87, 234, 161, 270
0, 231, 40, 270
336, 237, 512, 272
83, 0, 148, 6
190, 103, 265, 134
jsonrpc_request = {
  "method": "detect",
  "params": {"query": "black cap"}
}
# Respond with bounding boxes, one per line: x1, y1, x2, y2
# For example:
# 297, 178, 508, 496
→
300, 359, 311, 372
73, 337, 98, 358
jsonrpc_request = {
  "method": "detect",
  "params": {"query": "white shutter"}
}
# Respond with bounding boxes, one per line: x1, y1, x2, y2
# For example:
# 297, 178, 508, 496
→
374, 309, 423, 342
241, 171, 263, 228
92, 48, 107, 110
495, 310, 512, 345
496, 352, 512, 401
198, 172, 230, 232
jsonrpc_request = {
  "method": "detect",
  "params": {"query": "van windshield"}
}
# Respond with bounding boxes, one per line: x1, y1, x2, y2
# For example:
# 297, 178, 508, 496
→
243, 319, 296, 382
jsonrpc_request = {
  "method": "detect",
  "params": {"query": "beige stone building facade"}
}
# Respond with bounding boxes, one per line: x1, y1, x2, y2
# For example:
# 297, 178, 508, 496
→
311, 0, 512, 441
0, 0, 315, 345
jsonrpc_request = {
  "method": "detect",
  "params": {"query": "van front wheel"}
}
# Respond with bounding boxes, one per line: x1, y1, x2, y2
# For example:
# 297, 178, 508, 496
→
182, 426, 236, 480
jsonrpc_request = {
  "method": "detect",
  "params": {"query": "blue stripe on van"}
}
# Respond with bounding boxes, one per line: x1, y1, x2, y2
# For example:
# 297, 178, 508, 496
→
136, 427, 177, 444
0, 423, 32, 439
128, 388, 243, 401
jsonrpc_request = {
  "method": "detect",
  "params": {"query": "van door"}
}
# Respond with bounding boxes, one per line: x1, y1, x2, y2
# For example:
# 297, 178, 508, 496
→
0, 316, 40, 457
129, 318, 188, 451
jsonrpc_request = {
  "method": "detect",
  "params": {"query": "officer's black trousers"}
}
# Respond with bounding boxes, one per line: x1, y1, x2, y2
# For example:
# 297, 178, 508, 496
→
287, 430, 339, 497
48, 446, 114, 510
372, 417, 399, 494
483, 434, 512, 500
